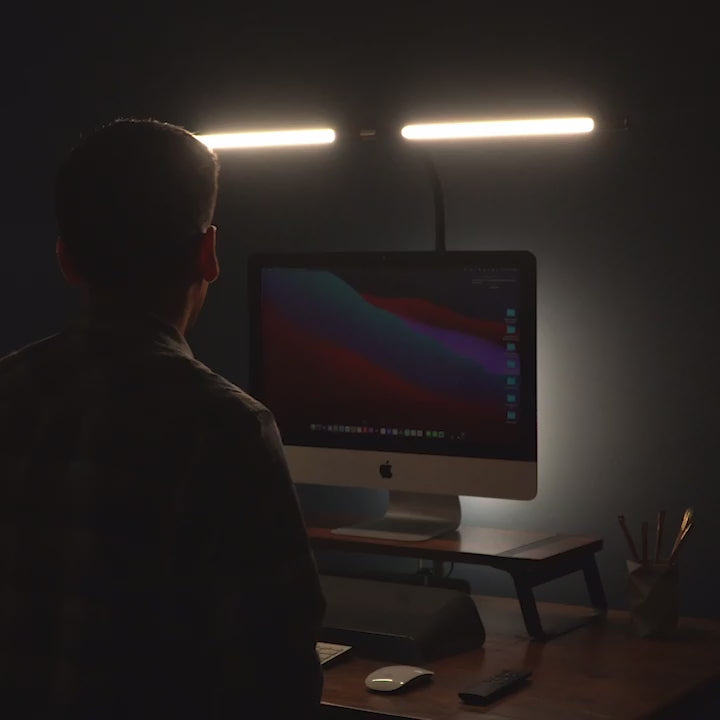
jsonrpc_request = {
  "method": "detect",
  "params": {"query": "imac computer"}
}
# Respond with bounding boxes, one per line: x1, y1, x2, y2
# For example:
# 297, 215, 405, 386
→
248, 251, 537, 541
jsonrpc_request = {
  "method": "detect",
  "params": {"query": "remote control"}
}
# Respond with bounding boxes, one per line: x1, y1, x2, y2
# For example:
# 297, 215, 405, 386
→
458, 668, 532, 705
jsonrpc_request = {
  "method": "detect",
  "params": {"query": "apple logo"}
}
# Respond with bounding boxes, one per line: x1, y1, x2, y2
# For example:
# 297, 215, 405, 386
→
379, 461, 393, 479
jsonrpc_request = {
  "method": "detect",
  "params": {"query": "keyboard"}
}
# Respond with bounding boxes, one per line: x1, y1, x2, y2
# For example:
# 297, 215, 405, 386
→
316, 641, 352, 668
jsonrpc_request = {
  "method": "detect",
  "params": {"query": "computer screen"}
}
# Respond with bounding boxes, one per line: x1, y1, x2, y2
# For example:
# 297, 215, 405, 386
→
248, 251, 537, 505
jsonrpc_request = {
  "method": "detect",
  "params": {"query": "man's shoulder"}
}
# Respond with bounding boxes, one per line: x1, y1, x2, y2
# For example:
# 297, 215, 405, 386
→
177, 356, 271, 427
185, 358, 269, 415
175, 359, 284, 468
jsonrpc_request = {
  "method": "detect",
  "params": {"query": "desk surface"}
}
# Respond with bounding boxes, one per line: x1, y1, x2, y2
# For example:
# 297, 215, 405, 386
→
320, 595, 720, 720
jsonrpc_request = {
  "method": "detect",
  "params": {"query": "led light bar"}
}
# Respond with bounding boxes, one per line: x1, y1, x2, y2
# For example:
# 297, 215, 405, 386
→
196, 128, 336, 149
401, 116, 595, 141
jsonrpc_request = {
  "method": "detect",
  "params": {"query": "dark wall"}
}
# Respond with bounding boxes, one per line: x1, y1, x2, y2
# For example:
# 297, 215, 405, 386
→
3, 8, 716, 617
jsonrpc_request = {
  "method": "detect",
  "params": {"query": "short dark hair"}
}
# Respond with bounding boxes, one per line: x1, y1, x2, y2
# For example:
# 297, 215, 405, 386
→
55, 118, 219, 291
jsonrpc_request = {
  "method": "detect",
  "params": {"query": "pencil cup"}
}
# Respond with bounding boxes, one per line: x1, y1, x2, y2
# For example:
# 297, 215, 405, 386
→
627, 561, 678, 638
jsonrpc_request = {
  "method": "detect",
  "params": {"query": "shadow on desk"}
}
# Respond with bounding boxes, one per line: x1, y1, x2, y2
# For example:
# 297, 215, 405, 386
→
651, 685, 720, 720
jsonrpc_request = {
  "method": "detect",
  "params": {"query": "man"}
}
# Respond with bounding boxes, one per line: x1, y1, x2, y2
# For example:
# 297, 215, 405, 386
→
0, 119, 325, 718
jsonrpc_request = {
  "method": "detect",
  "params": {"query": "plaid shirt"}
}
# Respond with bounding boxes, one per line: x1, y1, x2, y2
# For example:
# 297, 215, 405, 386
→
0, 307, 325, 719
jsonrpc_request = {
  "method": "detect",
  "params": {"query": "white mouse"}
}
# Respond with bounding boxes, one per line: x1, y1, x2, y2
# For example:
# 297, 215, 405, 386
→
365, 665, 435, 693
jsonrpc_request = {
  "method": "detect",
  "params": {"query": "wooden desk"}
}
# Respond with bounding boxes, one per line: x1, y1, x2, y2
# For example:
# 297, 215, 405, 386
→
307, 515, 606, 639
320, 596, 720, 720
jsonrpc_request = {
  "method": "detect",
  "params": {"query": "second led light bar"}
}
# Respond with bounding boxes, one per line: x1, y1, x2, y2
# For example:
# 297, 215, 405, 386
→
401, 116, 595, 141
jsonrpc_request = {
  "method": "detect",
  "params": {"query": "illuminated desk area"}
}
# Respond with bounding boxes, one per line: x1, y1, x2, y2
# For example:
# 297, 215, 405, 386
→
319, 595, 720, 720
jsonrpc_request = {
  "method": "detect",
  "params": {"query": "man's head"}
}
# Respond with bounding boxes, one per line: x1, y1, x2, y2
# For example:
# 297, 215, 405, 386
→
55, 118, 220, 330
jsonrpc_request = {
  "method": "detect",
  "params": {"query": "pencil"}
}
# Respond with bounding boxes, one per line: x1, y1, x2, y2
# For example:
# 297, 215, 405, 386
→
684, 507, 694, 533
618, 515, 641, 563
641, 521, 648, 564
680, 508, 691, 534
670, 507, 694, 560
655, 510, 666, 562
670, 521, 694, 564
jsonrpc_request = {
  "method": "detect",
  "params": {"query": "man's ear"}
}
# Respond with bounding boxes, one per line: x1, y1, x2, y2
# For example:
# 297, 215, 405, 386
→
197, 225, 219, 283
56, 238, 86, 288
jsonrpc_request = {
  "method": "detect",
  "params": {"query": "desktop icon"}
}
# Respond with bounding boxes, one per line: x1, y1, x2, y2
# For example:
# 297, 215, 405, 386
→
507, 376, 517, 386
507, 308, 517, 317
506, 393, 517, 403
507, 325, 516, 334
507, 410, 517, 420
507, 359, 517, 368
507, 342, 517, 351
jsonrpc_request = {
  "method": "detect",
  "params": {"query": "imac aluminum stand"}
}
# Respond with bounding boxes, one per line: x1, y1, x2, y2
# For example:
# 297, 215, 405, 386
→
331, 491, 461, 542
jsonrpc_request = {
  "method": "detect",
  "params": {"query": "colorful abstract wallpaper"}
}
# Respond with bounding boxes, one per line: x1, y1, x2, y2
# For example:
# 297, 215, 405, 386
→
259, 265, 530, 457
